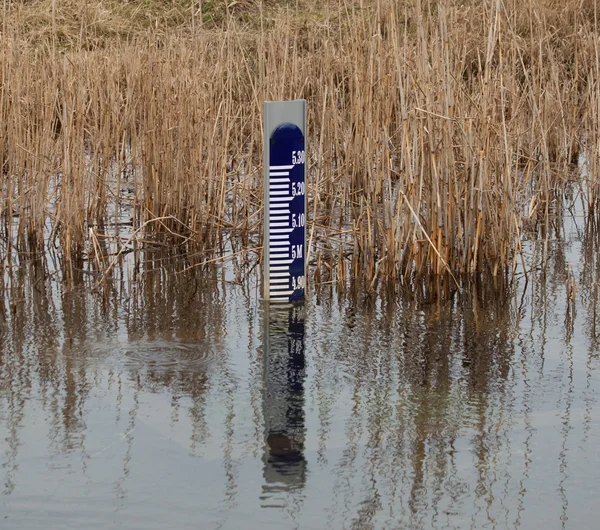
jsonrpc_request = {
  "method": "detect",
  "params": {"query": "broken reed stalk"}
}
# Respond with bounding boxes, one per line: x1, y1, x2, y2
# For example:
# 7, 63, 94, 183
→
0, 0, 598, 287
92, 216, 174, 291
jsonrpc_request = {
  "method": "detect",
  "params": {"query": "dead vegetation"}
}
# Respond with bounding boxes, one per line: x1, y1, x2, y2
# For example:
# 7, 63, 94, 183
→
0, 0, 599, 288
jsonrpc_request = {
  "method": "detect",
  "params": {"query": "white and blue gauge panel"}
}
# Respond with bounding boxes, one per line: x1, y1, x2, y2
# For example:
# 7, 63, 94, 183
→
267, 123, 305, 302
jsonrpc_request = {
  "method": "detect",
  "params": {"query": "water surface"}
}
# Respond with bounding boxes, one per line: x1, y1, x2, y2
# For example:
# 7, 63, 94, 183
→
2, 215, 600, 529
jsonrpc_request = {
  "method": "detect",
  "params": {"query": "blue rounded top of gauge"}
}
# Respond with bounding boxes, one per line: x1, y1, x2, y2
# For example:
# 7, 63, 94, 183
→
271, 123, 304, 143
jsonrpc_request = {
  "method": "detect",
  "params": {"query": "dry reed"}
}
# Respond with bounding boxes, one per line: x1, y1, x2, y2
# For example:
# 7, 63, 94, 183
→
1, 0, 599, 287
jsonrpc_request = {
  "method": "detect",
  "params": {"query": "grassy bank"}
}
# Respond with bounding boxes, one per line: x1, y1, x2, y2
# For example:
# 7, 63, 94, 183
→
1, 0, 599, 286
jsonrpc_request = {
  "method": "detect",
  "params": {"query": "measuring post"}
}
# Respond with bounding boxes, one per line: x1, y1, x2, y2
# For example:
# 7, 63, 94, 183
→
263, 100, 307, 302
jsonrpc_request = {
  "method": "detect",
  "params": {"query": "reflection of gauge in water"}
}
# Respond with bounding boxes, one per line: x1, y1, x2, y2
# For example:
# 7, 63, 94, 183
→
262, 304, 307, 495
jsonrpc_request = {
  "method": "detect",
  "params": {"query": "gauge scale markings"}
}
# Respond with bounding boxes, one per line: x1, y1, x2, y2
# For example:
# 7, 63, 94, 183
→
268, 164, 293, 302
266, 121, 306, 302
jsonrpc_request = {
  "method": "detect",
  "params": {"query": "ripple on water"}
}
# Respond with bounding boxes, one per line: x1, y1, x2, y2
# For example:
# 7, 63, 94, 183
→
81, 340, 222, 375
121, 340, 221, 372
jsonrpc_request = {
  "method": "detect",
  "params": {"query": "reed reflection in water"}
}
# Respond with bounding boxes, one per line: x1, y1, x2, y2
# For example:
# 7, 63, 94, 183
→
1, 227, 600, 528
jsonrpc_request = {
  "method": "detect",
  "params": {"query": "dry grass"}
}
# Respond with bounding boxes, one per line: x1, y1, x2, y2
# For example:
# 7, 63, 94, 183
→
0, 0, 599, 287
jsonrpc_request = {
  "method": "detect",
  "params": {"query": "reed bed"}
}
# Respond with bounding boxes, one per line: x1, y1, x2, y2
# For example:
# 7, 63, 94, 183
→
0, 0, 599, 287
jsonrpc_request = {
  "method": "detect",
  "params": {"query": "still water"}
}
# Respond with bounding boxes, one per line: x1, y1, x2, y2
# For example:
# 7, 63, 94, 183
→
2, 219, 600, 529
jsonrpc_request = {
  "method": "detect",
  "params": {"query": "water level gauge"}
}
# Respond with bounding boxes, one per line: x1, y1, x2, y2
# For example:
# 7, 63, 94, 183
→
263, 101, 307, 302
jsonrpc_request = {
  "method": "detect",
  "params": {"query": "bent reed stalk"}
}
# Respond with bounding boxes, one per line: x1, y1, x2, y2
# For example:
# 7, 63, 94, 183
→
0, 0, 598, 286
